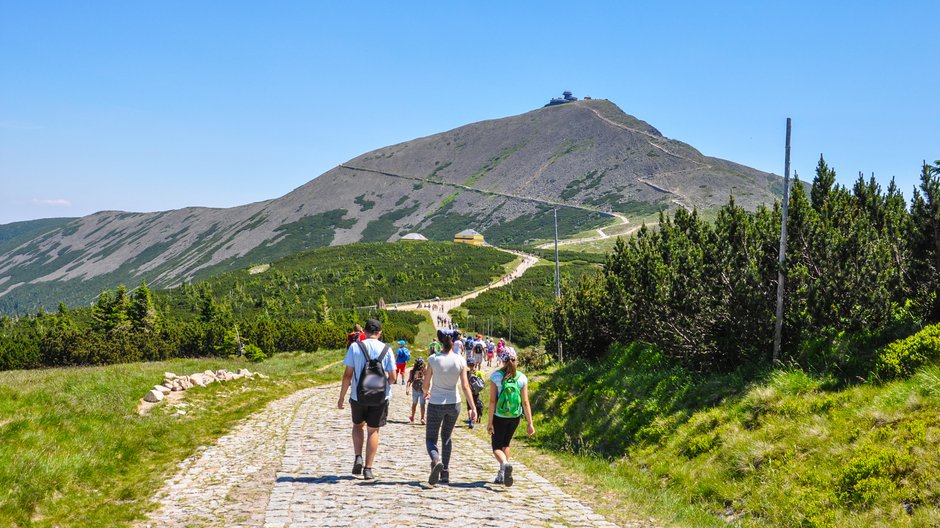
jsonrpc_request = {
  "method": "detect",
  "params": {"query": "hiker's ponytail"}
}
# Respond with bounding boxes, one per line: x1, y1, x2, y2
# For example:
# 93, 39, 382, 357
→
502, 358, 517, 380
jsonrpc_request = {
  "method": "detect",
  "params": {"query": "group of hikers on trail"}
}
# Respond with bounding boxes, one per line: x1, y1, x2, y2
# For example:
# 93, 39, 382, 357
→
337, 319, 533, 487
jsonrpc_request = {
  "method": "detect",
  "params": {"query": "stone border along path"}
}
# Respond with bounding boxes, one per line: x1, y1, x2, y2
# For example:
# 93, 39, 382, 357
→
141, 380, 632, 527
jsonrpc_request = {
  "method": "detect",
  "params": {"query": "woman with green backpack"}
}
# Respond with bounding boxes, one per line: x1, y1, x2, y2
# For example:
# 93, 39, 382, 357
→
486, 347, 534, 486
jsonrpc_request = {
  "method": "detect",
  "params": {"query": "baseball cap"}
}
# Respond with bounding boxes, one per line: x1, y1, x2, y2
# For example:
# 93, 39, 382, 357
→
364, 319, 382, 333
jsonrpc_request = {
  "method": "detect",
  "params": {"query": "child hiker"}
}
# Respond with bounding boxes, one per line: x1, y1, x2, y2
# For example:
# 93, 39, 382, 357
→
487, 347, 534, 486
406, 358, 428, 424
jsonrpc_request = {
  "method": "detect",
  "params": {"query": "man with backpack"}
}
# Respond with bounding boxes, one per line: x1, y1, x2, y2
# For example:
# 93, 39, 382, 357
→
337, 318, 398, 480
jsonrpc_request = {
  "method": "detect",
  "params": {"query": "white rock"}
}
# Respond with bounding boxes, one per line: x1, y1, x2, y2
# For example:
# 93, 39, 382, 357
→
155, 385, 172, 395
143, 389, 164, 402
190, 374, 206, 387
258, 373, 269, 379
181, 379, 193, 390
164, 372, 177, 380
175, 409, 187, 415
204, 370, 216, 378
171, 384, 184, 392
223, 372, 235, 381
238, 368, 251, 377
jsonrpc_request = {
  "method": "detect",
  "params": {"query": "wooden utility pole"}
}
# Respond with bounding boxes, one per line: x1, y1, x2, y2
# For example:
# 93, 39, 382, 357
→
773, 118, 792, 363
554, 208, 563, 362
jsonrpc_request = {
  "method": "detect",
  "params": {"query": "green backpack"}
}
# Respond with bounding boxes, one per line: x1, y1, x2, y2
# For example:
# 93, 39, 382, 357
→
496, 373, 522, 417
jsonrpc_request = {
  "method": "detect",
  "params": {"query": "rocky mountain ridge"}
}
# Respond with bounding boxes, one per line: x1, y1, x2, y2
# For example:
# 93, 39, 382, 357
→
0, 99, 783, 313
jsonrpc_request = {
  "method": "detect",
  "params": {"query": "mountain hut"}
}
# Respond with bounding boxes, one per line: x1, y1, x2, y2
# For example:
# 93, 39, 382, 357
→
453, 229, 485, 246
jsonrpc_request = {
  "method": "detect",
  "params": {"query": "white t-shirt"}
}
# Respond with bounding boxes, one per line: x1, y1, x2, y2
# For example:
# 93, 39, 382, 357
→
427, 352, 467, 405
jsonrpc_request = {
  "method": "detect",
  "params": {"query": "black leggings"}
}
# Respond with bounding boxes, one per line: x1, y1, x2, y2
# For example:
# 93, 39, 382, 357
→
491, 415, 521, 450
426, 403, 460, 468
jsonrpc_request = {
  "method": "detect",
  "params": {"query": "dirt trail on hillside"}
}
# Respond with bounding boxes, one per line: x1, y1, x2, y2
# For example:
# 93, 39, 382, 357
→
391, 249, 539, 330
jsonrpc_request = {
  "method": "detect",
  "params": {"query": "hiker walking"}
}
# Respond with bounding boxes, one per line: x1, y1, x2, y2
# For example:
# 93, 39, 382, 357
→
395, 340, 411, 385
423, 329, 478, 485
406, 358, 428, 424
466, 356, 486, 429
487, 347, 534, 486
428, 336, 443, 355
337, 319, 397, 480
450, 330, 464, 359
346, 324, 365, 348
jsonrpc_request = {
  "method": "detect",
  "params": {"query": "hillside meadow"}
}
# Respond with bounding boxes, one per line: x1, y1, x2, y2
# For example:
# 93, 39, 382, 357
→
0, 351, 344, 527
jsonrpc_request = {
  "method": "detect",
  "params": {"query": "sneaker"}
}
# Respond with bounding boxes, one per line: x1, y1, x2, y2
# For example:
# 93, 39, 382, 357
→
440, 469, 449, 483
429, 462, 444, 485
363, 467, 374, 480
352, 455, 364, 475
494, 471, 504, 484
504, 464, 514, 487
468, 420, 474, 429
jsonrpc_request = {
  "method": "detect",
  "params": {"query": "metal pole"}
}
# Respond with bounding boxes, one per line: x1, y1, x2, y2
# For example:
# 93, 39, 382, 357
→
554, 208, 563, 363
773, 118, 792, 363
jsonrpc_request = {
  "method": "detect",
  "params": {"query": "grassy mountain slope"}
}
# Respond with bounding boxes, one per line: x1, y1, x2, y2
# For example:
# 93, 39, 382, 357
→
0, 100, 782, 313
530, 341, 940, 527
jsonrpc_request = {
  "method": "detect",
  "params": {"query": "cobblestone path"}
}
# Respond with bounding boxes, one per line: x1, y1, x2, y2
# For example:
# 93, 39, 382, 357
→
143, 381, 628, 527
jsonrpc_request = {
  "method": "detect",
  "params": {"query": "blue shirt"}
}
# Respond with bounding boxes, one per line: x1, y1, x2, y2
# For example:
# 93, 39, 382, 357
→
344, 338, 396, 401
396, 347, 411, 364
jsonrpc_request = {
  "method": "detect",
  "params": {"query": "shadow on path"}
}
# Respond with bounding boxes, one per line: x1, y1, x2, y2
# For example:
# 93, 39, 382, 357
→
276, 475, 356, 484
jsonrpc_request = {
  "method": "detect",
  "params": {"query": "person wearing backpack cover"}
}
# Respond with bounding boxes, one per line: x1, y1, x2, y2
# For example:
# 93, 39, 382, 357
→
406, 357, 428, 424
466, 355, 486, 429
487, 347, 534, 486
395, 340, 411, 385
337, 318, 397, 480
423, 329, 478, 485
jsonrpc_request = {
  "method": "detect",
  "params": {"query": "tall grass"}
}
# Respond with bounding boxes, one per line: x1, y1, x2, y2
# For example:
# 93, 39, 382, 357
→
0, 352, 344, 527
528, 344, 940, 527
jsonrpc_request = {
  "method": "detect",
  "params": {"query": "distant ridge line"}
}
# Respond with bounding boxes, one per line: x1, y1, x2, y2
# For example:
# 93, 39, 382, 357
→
339, 164, 612, 215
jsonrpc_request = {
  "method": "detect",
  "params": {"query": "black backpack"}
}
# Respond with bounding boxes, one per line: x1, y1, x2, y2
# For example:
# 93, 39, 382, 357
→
356, 341, 391, 406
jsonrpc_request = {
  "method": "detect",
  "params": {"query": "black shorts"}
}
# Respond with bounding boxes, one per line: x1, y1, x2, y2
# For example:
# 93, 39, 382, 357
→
350, 398, 389, 428
491, 414, 521, 450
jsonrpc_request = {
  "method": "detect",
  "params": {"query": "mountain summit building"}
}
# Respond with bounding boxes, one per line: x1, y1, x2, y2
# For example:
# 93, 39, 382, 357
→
453, 229, 485, 246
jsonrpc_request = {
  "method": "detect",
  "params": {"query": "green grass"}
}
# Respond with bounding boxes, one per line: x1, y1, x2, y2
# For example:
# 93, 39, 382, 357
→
0, 351, 344, 527
528, 343, 940, 527
465, 367, 723, 527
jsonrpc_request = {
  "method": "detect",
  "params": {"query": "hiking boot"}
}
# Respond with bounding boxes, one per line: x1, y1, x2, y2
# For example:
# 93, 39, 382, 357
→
503, 464, 514, 487
352, 455, 364, 475
429, 462, 444, 485
363, 467, 374, 480
494, 471, 504, 484
440, 469, 449, 484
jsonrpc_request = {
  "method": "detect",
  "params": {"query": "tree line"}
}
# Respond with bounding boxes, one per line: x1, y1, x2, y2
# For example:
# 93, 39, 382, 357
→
549, 159, 940, 380
0, 280, 422, 371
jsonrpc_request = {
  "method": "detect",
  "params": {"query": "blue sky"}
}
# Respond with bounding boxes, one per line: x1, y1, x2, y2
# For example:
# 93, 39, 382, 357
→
1, 1, 937, 225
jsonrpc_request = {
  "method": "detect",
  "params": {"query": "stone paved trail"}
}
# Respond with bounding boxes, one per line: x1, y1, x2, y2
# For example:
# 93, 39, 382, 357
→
143, 380, 638, 527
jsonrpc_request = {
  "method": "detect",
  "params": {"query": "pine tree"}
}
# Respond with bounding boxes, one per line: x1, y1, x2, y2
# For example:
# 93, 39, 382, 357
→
130, 281, 158, 333
811, 154, 836, 213
910, 161, 940, 321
